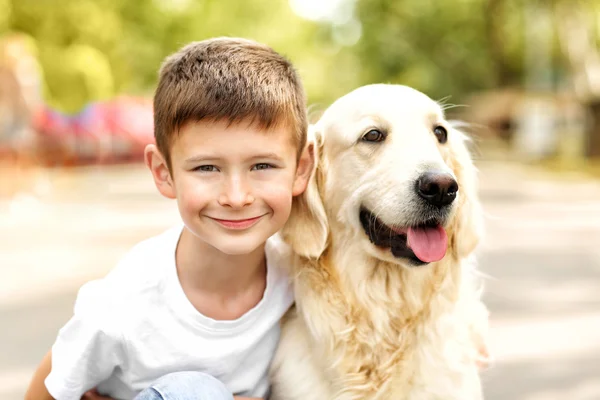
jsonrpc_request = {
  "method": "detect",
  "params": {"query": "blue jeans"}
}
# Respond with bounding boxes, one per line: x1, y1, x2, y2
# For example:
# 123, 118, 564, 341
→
134, 371, 234, 400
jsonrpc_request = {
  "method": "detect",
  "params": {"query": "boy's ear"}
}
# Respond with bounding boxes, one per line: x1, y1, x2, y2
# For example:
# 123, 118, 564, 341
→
292, 143, 315, 196
144, 144, 176, 199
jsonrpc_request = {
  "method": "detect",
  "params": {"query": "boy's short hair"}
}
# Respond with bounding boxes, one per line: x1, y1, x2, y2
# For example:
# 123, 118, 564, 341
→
154, 37, 307, 169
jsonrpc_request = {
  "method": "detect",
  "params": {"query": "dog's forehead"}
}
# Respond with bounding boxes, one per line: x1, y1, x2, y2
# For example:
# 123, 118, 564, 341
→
321, 84, 443, 130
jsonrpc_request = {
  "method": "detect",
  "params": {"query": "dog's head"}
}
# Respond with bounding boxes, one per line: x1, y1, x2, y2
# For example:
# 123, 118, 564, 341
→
283, 84, 482, 267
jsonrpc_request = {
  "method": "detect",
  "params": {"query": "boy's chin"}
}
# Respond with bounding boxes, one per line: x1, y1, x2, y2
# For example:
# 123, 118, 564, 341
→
211, 236, 268, 256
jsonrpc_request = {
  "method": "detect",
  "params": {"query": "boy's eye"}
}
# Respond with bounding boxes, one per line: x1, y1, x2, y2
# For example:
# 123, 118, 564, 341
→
252, 163, 274, 171
195, 165, 218, 172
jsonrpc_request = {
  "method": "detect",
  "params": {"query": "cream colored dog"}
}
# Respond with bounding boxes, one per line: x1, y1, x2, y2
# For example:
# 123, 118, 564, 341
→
270, 84, 490, 400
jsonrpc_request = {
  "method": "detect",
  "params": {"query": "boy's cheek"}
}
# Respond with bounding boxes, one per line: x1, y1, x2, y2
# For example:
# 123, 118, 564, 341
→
259, 185, 295, 202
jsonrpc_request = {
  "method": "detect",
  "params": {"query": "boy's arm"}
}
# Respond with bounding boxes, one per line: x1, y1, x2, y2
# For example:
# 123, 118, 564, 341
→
28, 350, 264, 400
25, 350, 54, 400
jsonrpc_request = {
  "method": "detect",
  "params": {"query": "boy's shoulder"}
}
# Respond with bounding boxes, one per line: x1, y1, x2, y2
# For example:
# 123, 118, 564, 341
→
107, 224, 181, 285
117, 224, 181, 269
74, 225, 182, 318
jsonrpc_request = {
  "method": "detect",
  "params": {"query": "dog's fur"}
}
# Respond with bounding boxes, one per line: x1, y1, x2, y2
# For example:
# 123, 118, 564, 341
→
270, 84, 489, 400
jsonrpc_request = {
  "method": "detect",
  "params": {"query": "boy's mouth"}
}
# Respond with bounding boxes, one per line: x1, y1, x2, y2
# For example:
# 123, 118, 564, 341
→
209, 215, 265, 230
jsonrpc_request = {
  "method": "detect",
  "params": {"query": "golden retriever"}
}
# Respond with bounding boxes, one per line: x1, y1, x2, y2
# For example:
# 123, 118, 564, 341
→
270, 84, 490, 400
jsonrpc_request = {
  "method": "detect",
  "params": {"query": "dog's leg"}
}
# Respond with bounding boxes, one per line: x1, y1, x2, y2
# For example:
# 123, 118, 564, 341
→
270, 309, 333, 400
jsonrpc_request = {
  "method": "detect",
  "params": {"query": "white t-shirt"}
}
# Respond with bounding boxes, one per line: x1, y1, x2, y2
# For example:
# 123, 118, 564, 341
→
45, 225, 294, 400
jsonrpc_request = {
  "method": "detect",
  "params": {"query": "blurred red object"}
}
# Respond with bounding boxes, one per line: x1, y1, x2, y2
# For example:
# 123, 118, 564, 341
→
32, 106, 76, 166
32, 96, 154, 167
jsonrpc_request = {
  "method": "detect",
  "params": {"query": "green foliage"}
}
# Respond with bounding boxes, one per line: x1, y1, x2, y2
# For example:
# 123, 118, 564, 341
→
354, 0, 513, 100
1, 0, 598, 113
0, 0, 10, 32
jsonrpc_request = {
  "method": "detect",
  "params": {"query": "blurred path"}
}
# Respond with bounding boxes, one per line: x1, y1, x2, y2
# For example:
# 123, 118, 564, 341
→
477, 163, 600, 400
1, 162, 599, 399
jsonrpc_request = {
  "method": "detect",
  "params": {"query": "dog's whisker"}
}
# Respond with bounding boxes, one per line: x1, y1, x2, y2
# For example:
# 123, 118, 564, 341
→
440, 103, 469, 111
436, 94, 453, 105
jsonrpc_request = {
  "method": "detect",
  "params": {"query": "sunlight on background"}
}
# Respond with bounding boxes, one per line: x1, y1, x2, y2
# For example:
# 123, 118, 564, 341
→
289, 0, 353, 23
289, 0, 361, 46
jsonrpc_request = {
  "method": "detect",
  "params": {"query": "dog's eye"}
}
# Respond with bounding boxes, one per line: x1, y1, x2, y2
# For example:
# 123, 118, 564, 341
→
433, 126, 448, 144
362, 129, 386, 143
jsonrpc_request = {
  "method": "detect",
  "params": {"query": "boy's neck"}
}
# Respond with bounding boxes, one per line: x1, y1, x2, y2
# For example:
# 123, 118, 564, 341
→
175, 226, 267, 298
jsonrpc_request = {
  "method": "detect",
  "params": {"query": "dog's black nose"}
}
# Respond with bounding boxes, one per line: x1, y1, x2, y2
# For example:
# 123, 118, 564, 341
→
416, 172, 458, 208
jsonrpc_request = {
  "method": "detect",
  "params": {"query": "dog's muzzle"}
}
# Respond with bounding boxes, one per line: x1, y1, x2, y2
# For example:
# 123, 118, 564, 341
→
359, 206, 449, 265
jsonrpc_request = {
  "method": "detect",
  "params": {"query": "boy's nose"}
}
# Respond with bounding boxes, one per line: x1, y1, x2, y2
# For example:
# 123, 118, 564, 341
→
218, 177, 254, 208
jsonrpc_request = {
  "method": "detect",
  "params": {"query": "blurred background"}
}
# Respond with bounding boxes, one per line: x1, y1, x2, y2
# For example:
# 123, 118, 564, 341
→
1, 0, 599, 399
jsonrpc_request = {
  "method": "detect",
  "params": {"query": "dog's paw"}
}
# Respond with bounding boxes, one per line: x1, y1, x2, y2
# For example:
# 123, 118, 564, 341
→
467, 301, 493, 370
474, 338, 493, 370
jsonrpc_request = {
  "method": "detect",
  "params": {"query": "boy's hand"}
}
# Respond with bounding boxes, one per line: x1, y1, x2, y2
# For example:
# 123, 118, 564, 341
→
82, 389, 114, 400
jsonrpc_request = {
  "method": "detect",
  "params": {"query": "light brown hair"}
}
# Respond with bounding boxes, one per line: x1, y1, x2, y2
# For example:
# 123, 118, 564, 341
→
153, 37, 307, 170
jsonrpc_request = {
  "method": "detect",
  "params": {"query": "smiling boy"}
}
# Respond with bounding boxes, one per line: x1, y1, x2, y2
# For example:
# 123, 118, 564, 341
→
25, 37, 312, 400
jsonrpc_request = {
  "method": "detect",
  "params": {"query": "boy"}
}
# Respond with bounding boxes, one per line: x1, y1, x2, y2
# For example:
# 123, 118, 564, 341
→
25, 37, 313, 400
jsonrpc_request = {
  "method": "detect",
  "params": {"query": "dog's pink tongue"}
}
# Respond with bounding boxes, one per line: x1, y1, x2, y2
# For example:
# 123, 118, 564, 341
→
407, 225, 448, 263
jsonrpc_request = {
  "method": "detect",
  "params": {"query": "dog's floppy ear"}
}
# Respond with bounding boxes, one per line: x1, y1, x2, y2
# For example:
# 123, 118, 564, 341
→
281, 126, 329, 259
448, 130, 484, 259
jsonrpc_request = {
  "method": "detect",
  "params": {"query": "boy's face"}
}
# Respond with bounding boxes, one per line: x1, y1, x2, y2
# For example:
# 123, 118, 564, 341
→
146, 119, 312, 256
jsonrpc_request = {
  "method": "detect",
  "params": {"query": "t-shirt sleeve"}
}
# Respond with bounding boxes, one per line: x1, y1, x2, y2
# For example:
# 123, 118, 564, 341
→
45, 280, 126, 400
